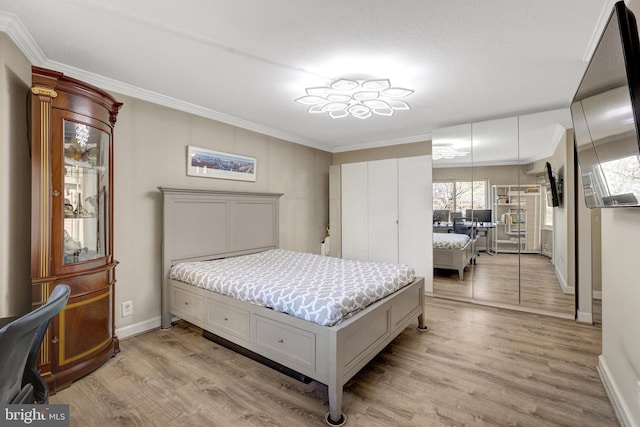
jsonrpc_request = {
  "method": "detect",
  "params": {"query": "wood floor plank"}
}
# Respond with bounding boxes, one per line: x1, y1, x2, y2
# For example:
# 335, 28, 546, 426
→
51, 297, 618, 426
434, 252, 575, 315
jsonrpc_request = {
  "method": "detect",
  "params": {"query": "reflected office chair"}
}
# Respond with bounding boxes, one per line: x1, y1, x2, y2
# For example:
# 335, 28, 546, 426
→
0, 284, 70, 404
452, 217, 470, 235
453, 218, 480, 262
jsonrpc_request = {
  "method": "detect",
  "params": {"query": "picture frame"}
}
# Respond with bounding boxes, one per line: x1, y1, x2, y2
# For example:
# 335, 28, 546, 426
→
186, 146, 257, 182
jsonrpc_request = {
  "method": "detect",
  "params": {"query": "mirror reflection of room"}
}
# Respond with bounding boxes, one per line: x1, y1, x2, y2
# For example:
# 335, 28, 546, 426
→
431, 112, 575, 317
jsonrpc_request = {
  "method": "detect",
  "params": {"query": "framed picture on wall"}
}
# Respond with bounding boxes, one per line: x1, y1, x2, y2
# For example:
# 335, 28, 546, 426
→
186, 146, 257, 182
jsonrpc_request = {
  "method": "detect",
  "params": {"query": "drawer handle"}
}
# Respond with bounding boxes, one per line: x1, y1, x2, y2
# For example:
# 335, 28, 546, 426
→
51, 336, 59, 344
278, 338, 284, 344
223, 317, 228, 321
184, 301, 189, 306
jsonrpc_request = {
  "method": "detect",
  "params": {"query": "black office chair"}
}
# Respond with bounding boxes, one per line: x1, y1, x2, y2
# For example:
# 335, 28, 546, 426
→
453, 218, 480, 262
0, 284, 70, 404
452, 217, 470, 235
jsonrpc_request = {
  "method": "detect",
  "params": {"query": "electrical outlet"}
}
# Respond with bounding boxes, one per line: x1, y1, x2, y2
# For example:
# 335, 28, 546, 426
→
122, 300, 133, 317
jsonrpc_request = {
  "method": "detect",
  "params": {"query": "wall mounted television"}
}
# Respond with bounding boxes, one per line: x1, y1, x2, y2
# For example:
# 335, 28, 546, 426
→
544, 162, 561, 207
571, 1, 640, 208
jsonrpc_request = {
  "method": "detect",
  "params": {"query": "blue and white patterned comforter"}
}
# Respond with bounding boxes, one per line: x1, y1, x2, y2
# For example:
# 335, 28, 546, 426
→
170, 249, 415, 327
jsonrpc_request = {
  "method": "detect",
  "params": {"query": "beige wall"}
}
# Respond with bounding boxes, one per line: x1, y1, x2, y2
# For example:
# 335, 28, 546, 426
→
113, 95, 332, 334
0, 34, 32, 324
540, 129, 573, 295
433, 164, 538, 189
332, 141, 430, 165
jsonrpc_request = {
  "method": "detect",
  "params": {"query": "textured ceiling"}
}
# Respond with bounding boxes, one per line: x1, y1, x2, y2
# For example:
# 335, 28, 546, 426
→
0, 0, 617, 153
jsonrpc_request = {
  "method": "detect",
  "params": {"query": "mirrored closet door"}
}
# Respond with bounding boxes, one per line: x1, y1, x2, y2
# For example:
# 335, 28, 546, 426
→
432, 124, 473, 300
432, 110, 575, 317
470, 117, 520, 306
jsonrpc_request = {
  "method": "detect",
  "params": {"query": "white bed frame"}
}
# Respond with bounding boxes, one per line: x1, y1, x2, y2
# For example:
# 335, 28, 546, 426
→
433, 234, 477, 280
159, 188, 427, 425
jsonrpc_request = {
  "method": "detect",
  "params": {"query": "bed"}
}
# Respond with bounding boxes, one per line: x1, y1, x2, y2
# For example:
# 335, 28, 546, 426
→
432, 232, 477, 280
159, 188, 427, 426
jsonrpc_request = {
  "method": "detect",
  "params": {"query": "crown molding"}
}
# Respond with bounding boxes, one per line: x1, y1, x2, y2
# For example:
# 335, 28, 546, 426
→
44, 60, 333, 153
0, 11, 47, 64
0, 11, 334, 154
521, 123, 567, 164
0, 11, 473, 156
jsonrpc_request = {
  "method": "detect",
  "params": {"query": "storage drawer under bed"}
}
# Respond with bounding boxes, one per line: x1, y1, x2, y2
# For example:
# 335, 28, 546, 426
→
206, 299, 251, 341
253, 315, 316, 371
172, 287, 204, 319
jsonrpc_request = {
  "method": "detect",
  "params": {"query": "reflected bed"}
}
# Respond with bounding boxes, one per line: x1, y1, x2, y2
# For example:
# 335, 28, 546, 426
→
433, 232, 476, 280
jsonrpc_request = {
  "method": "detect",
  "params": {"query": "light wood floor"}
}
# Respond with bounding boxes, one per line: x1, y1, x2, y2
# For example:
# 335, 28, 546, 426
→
50, 298, 618, 426
434, 252, 576, 316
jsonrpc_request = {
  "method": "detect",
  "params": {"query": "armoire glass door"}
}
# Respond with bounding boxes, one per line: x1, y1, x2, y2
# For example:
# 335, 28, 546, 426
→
62, 120, 110, 264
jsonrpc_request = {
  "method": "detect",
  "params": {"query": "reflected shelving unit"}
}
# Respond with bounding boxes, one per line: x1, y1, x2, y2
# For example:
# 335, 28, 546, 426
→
492, 184, 542, 254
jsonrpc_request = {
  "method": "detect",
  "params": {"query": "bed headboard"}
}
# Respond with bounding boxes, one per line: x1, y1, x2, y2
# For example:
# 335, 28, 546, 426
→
158, 187, 282, 328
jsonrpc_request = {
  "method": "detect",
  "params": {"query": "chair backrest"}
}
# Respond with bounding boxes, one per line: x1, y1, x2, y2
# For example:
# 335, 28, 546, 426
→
0, 284, 70, 404
452, 217, 468, 234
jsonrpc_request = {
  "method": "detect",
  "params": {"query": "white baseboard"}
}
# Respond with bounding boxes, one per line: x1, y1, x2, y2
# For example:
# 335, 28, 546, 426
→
556, 265, 575, 295
116, 316, 161, 340
576, 311, 593, 324
598, 355, 638, 427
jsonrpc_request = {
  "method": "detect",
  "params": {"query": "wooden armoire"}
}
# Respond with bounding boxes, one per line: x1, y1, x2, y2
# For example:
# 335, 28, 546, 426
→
30, 66, 122, 392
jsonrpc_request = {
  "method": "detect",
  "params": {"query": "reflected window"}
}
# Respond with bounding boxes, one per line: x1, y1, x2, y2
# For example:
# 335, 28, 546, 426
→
599, 154, 640, 197
433, 180, 488, 212
433, 182, 455, 210
543, 194, 554, 227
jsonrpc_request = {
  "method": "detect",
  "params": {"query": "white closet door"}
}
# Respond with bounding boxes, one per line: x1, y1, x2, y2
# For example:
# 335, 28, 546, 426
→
398, 156, 432, 289
341, 162, 368, 261
368, 159, 399, 263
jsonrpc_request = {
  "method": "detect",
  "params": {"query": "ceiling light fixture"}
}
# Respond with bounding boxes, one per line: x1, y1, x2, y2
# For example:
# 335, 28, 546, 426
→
432, 146, 469, 160
296, 79, 414, 119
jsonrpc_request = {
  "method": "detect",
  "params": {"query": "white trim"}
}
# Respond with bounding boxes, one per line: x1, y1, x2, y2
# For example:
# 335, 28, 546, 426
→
598, 355, 639, 427
0, 11, 429, 154
522, 123, 567, 163
43, 60, 334, 152
0, 12, 337, 153
593, 290, 602, 300
576, 310, 593, 324
556, 265, 574, 295
0, 12, 47, 64
115, 316, 161, 340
